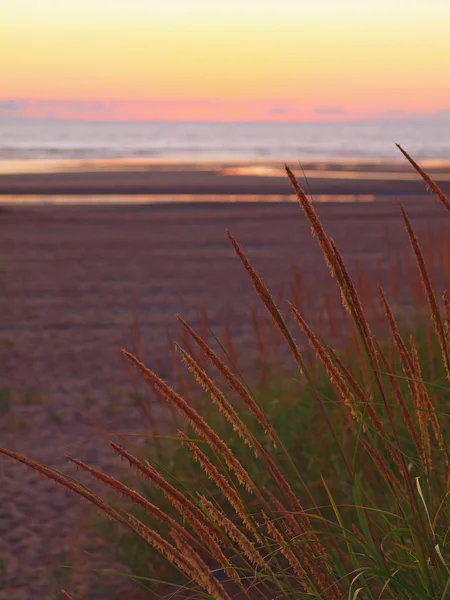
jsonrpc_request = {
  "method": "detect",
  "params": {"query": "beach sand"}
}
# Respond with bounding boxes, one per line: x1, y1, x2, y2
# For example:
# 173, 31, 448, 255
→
1, 188, 450, 597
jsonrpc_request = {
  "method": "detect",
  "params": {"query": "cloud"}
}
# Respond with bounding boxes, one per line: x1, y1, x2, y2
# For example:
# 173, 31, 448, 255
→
55, 101, 110, 115
375, 109, 410, 120
0, 99, 29, 115
417, 109, 450, 122
314, 106, 345, 115
375, 108, 450, 123
266, 106, 291, 115
0, 99, 113, 120
1, 98, 449, 123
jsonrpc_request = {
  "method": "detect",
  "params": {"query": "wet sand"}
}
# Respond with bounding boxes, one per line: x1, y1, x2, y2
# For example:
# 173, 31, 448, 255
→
1, 159, 450, 196
1, 196, 450, 598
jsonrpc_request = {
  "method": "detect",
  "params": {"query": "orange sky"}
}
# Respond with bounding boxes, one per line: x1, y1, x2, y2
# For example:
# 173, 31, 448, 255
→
1, 0, 450, 121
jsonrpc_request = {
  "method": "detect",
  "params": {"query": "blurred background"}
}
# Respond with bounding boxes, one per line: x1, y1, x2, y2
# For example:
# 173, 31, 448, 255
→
1, 0, 450, 165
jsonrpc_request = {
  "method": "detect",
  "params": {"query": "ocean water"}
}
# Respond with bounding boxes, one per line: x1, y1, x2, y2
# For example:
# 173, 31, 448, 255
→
1, 118, 450, 161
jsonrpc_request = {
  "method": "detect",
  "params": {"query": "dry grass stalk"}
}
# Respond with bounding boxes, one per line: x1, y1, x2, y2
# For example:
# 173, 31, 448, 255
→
295, 210, 378, 402
129, 515, 231, 600
176, 343, 260, 454
258, 448, 328, 565
373, 341, 425, 469
178, 317, 278, 448
109, 442, 222, 541
294, 195, 371, 363
396, 144, 450, 212
263, 493, 341, 598
252, 306, 269, 377
325, 245, 407, 479
110, 443, 244, 584
263, 491, 335, 582
443, 291, 450, 341
326, 366, 403, 472
169, 529, 237, 600
122, 350, 254, 492
328, 238, 377, 363
263, 486, 334, 577
263, 487, 298, 539
266, 488, 333, 563
222, 311, 238, 366
375, 287, 441, 483
360, 437, 402, 492
127, 336, 334, 564
179, 432, 260, 540
199, 304, 210, 371
320, 235, 400, 461
226, 229, 306, 371
266, 485, 338, 565
400, 205, 450, 380
262, 512, 343, 600
426, 321, 436, 381
409, 337, 449, 468
289, 267, 307, 316
409, 338, 432, 471
187, 233, 353, 478
0, 448, 127, 526
65, 456, 201, 550
285, 165, 340, 284
261, 511, 309, 586
290, 305, 362, 423
0, 449, 234, 594
0, 447, 192, 581
200, 497, 269, 573
129, 514, 189, 571
326, 346, 369, 406
171, 335, 194, 410
378, 287, 416, 385
258, 447, 306, 519
377, 287, 430, 438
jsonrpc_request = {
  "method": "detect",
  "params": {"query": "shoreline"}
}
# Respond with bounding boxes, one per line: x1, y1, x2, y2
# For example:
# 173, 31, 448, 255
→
1, 160, 449, 196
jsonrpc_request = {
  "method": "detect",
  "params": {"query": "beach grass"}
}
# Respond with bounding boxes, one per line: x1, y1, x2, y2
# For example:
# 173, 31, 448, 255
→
1, 145, 450, 599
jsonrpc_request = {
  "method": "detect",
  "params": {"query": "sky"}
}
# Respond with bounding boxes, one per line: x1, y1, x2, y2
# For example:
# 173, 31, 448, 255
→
1, 0, 450, 122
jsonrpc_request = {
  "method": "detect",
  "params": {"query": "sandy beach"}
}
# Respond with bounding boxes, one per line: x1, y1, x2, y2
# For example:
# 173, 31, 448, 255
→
2, 185, 450, 598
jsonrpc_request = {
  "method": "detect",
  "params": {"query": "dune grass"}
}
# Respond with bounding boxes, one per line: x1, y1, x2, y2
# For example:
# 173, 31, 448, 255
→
2, 145, 450, 599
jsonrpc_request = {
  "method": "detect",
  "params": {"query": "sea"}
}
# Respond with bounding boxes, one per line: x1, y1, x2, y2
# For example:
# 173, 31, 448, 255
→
1, 118, 450, 161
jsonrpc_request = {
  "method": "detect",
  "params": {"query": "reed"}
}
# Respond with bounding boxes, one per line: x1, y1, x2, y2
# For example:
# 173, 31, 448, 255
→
396, 144, 450, 212
121, 350, 255, 492
290, 304, 362, 423
176, 343, 260, 454
1, 147, 450, 598
179, 431, 259, 538
178, 316, 279, 448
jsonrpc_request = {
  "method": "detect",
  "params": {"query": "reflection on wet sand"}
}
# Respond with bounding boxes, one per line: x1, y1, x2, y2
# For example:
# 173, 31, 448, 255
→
0, 193, 376, 206
1, 158, 448, 197
220, 165, 450, 181
1, 157, 450, 177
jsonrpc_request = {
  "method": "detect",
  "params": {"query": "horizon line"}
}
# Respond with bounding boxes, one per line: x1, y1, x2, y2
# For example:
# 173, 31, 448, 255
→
2, 115, 450, 126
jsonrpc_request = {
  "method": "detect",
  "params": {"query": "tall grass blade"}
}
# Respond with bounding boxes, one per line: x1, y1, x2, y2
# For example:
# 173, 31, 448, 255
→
400, 204, 450, 380
396, 144, 450, 212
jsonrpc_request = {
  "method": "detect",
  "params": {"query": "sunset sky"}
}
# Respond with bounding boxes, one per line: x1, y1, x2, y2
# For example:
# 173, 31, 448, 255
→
1, 0, 450, 122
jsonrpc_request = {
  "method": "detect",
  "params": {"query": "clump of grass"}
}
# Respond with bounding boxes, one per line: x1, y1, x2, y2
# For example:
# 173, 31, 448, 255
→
2, 146, 450, 599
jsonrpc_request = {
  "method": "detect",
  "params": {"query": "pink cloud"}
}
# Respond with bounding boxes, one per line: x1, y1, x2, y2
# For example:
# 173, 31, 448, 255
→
1, 98, 448, 123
